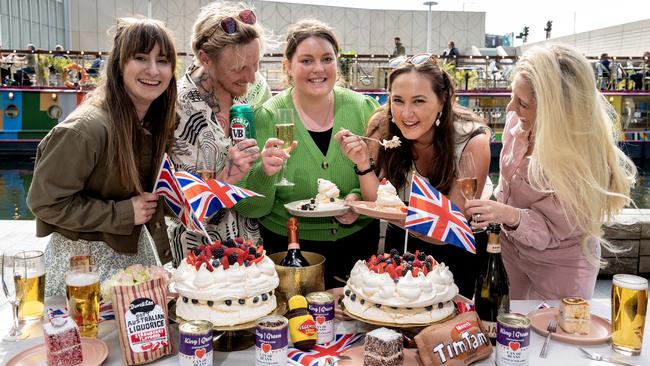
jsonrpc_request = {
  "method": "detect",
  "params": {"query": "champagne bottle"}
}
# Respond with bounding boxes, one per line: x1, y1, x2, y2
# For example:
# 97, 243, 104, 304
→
474, 223, 510, 345
280, 217, 310, 267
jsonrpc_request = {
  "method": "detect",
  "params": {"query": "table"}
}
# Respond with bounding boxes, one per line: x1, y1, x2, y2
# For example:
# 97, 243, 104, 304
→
1, 297, 648, 365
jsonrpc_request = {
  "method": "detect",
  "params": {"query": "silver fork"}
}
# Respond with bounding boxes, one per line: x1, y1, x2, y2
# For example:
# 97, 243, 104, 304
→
579, 347, 641, 366
539, 319, 557, 358
324, 355, 351, 365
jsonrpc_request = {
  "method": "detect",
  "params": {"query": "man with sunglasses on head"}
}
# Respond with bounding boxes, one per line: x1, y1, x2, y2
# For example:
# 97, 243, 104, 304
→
168, 2, 273, 266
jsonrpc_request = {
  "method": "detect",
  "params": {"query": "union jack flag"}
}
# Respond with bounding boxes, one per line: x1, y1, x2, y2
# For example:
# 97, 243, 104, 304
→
287, 333, 363, 366
176, 171, 262, 221
48, 299, 115, 322
404, 173, 476, 254
153, 153, 210, 238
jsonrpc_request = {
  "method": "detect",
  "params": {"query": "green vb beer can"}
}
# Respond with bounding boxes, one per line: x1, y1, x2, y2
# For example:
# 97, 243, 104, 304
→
229, 104, 255, 143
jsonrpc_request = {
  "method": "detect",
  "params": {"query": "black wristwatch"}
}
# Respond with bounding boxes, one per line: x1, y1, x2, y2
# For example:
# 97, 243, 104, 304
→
354, 158, 375, 175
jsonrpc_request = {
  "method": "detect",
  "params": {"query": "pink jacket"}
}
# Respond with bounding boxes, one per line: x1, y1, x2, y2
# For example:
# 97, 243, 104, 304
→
496, 112, 599, 299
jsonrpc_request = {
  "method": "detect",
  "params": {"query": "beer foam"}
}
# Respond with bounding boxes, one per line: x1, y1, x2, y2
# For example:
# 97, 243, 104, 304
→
27, 266, 45, 278
66, 272, 99, 287
613, 274, 648, 291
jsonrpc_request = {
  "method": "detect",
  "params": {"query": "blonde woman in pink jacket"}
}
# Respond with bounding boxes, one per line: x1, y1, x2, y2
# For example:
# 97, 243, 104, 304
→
466, 44, 636, 300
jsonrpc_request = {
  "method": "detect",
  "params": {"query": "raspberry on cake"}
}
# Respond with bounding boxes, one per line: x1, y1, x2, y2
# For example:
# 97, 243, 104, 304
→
172, 238, 280, 326
375, 179, 406, 212
558, 297, 590, 335
364, 327, 403, 366
43, 317, 83, 366
342, 249, 458, 324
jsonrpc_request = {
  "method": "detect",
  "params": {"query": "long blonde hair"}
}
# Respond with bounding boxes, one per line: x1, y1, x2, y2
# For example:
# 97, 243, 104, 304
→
516, 44, 637, 266
85, 17, 177, 193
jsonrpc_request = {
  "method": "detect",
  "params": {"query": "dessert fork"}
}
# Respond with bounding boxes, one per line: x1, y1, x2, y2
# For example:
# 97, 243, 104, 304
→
357, 135, 401, 149
324, 355, 351, 365
539, 319, 556, 358
579, 347, 641, 366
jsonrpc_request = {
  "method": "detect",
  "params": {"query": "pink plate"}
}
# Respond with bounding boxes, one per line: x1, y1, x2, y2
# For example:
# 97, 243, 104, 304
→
340, 345, 421, 365
6, 337, 109, 366
527, 307, 611, 345
347, 201, 406, 221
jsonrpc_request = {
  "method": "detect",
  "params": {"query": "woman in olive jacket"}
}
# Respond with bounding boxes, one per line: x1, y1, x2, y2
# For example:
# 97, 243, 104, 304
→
27, 18, 177, 295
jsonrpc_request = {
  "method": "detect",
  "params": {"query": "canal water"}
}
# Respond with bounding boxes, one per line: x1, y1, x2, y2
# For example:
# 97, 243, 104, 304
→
1, 159, 649, 220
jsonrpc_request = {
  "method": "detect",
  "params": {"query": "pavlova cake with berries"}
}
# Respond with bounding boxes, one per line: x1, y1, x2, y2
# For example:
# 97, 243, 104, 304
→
342, 249, 458, 324
172, 238, 279, 326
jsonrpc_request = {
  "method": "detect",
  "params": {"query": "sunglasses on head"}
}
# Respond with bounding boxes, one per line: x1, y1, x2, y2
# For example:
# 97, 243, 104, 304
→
388, 53, 438, 69
207, 9, 257, 40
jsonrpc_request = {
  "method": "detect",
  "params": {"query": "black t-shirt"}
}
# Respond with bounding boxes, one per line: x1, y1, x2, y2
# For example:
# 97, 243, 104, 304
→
308, 128, 332, 156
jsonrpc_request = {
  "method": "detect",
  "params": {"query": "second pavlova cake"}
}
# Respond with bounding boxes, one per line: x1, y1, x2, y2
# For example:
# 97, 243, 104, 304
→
342, 249, 458, 324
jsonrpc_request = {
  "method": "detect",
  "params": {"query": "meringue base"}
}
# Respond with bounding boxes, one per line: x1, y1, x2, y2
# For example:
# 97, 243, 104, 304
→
176, 294, 277, 327
342, 286, 455, 325
374, 204, 405, 212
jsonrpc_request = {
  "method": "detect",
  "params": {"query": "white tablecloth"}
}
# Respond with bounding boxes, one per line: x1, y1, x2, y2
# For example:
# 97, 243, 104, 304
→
1, 297, 648, 365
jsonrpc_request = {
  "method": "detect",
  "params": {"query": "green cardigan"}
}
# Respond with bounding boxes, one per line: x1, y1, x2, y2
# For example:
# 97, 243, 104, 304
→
236, 87, 380, 241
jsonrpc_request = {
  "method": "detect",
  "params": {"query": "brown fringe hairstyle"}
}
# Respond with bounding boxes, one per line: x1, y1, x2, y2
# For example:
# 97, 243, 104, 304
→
85, 18, 177, 193
368, 59, 483, 194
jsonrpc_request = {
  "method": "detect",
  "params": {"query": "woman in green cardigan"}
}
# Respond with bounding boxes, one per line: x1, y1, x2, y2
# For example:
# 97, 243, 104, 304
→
237, 19, 379, 288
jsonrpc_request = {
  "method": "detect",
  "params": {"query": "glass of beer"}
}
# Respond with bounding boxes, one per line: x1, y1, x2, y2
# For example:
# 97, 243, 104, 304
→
69, 245, 92, 270
65, 265, 100, 338
611, 274, 648, 356
15, 250, 45, 321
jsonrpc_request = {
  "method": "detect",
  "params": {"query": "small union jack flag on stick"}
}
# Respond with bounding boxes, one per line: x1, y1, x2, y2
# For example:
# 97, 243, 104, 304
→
153, 153, 210, 238
404, 173, 476, 254
153, 153, 262, 238
176, 171, 262, 221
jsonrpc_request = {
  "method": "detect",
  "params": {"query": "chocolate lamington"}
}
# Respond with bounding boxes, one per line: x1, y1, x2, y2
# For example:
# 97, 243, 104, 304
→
363, 327, 403, 366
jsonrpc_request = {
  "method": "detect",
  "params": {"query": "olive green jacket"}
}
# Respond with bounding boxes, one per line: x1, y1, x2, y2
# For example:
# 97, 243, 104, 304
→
26, 105, 172, 264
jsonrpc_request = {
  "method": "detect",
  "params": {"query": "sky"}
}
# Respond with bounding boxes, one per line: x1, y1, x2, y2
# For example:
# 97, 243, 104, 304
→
268, 0, 650, 45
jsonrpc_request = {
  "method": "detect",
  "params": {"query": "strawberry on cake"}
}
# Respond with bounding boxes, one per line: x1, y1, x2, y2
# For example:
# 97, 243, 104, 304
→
342, 249, 458, 325
172, 238, 280, 326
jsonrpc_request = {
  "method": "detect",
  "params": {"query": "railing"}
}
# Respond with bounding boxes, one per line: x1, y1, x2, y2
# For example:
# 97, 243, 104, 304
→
2, 49, 648, 91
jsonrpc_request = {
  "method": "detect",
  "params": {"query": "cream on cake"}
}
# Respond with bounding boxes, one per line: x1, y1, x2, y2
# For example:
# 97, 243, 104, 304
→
375, 179, 406, 212
314, 178, 343, 208
342, 250, 458, 324
172, 238, 280, 326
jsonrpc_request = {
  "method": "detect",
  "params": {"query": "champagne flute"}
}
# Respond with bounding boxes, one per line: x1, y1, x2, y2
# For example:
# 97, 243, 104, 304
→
2, 249, 29, 341
275, 108, 295, 187
195, 147, 216, 180
457, 152, 478, 201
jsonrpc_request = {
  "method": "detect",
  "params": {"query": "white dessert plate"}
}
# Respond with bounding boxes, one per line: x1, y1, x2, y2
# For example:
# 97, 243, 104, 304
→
6, 337, 109, 366
284, 199, 349, 217
527, 307, 611, 345
340, 300, 456, 329
340, 345, 420, 365
347, 201, 406, 221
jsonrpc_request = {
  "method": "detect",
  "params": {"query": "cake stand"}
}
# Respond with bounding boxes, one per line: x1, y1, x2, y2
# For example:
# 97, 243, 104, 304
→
168, 294, 287, 351
339, 299, 457, 347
